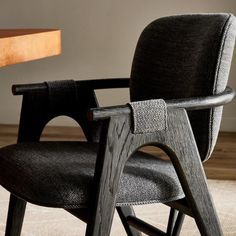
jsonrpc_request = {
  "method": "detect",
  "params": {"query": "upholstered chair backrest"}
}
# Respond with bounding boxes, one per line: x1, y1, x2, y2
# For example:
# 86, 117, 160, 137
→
130, 14, 236, 161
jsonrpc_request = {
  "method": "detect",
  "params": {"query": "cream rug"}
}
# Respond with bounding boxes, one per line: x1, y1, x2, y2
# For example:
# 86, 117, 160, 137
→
0, 180, 235, 236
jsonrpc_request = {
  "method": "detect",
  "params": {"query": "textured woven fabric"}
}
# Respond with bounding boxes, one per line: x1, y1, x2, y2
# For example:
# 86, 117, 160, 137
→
45, 80, 78, 113
0, 142, 184, 209
130, 13, 236, 161
128, 99, 167, 133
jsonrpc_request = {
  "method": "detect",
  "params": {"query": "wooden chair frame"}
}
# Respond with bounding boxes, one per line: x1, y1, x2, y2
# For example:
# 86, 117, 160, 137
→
4, 78, 235, 236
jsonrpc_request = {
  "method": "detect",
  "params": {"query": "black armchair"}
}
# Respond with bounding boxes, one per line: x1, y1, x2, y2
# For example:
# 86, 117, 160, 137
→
0, 13, 235, 236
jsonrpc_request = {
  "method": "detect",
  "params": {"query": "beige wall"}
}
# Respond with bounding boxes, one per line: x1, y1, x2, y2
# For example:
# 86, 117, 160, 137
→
0, 0, 236, 130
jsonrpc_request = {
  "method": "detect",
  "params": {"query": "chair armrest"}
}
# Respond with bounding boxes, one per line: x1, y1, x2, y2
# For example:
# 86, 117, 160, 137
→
12, 78, 130, 95
14, 78, 129, 142
89, 86, 235, 121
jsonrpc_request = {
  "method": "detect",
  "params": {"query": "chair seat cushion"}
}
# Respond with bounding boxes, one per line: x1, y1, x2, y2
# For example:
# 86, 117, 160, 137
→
0, 142, 184, 209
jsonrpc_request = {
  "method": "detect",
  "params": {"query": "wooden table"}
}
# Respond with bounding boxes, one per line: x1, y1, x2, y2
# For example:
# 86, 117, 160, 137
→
0, 29, 61, 67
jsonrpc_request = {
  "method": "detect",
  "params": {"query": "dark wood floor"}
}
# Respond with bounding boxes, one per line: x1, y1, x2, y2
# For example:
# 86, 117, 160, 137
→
0, 124, 235, 180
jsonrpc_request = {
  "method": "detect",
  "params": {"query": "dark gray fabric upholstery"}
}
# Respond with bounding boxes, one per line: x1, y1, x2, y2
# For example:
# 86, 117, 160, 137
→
130, 13, 236, 161
0, 142, 184, 209
45, 80, 78, 113
128, 99, 167, 133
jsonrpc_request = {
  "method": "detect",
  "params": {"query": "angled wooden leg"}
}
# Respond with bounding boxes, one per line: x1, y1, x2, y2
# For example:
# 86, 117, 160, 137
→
166, 109, 223, 236
166, 208, 184, 236
68, 206, 142, 236
85, 116, 132, 236
5, 194, 26, 236
166, 208, 178, 235
171, 212, 184, 236
116, 206, 142, 236
86, 108, 223, 235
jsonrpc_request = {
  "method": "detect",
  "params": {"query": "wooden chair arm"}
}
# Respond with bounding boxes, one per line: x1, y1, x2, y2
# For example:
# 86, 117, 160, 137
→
89, 86, 235, 121
13, 78, 129, 142
12, 78, 130, 95
15, 81, 98, 142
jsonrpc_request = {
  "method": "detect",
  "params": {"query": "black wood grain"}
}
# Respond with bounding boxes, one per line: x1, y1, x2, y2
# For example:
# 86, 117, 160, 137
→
12, 78, 130, 95
5, 195, 26, 236
165, 109, 222, 235
86, 116, 132, 235
86, 107, 223, 236
5, 78, 228, 235
126, 216, 166, 236
166, 208, 185, 236
116, 206, 142, 236
90, 86, 235, 121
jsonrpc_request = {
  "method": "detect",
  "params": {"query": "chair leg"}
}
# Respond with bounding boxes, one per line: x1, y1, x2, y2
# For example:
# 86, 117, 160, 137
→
116, 206, 142, 236
167, 109, 223, 236
5, 194, 26, 236
166, 208, 184, 236
171, 212, 184, 236
170, 149, 223, 236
